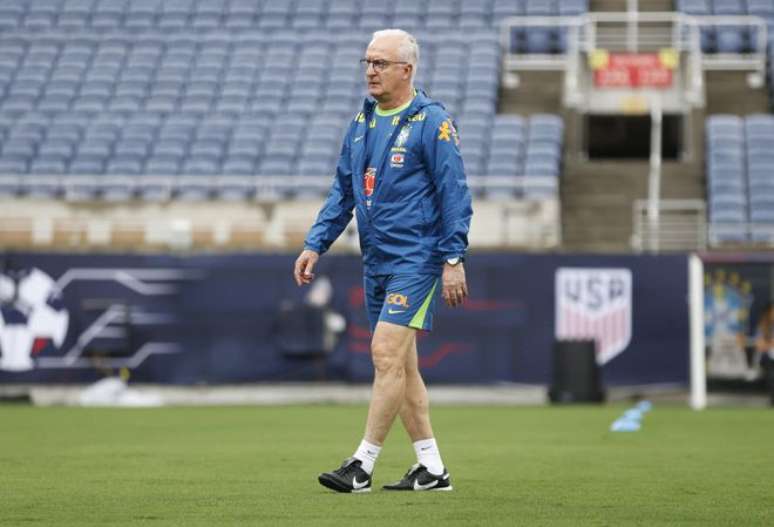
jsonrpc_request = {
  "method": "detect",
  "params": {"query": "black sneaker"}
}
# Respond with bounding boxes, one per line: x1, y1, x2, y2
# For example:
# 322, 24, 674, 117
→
382, 463, 453, 491
318, 457, 372, 493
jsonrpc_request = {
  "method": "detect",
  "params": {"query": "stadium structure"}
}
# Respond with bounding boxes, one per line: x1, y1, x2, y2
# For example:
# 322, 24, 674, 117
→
0, 0, 770, 253
0, 0, 772, 405
3, 2, 774, 525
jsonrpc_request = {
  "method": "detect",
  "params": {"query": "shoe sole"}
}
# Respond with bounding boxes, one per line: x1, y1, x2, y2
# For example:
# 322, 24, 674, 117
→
382, 485, 453, 492
318, 474, 371, 494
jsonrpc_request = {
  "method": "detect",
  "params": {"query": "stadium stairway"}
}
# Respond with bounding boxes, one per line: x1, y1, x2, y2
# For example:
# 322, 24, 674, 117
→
589, 0, 625, 11
590, 0, 674, 11
553, 1, 768, 251
560, 68, 770, 252
560, 111, 706, 252
706, 71, 770, 114
496, 0, 702, 252
498, 31, 661, 252
560, 161, 649, 252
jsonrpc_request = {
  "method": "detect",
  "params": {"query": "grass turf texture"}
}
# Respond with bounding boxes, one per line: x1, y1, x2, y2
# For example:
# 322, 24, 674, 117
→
1, 405, 772, 526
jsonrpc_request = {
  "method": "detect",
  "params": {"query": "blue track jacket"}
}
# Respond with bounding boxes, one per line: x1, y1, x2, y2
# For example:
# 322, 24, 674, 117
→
304, 91, 473, 276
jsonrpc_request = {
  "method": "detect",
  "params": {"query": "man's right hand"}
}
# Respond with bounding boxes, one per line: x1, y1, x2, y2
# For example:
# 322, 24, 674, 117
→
294, 249, 319, 286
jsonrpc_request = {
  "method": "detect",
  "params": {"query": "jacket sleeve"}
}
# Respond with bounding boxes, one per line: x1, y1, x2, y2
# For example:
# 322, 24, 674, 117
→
303, 126, 356, 254
423, 111, 473, 260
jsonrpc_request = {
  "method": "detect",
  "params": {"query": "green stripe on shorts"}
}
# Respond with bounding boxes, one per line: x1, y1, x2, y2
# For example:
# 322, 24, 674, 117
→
408, 278, 439, 329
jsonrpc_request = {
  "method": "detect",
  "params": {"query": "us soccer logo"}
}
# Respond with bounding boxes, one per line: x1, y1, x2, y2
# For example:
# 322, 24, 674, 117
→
554, 268, 632, 365
0, 268, 69, 371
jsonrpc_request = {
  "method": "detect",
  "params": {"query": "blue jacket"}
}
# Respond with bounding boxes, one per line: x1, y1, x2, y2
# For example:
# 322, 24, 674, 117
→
304, 91, 473, 276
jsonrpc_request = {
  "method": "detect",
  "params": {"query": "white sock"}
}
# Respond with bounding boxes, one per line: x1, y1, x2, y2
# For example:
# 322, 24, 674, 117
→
353, 439, 381, 474
414, 438, 445, 476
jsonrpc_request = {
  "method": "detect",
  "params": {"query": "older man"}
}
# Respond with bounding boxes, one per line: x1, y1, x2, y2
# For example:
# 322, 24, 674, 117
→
294, 29, 472, 493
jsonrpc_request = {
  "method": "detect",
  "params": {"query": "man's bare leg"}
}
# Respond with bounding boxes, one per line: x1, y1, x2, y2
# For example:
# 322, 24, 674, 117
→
399, 338, 434, 441
395, 338, 446, 477
363, 321, 416, 445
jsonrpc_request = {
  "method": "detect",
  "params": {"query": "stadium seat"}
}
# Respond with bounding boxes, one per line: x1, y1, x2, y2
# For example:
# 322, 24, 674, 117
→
2, 139, 37, 160
259, 159, 292, 176
135, 173, 172, 201
106, 156, 143, 176
145, 152, 181, 173
0, 159, 28, 176
559, 0, 588, 16
70, 156, 105, 175
222, 157, 256, 175
0, 8, 511, 204
715, 28, 745, 53
218, 175, 256, 201
712, 0, 745, 16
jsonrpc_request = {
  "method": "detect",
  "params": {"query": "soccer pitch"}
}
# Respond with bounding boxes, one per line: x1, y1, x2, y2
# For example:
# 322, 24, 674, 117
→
1, 404, 772, 526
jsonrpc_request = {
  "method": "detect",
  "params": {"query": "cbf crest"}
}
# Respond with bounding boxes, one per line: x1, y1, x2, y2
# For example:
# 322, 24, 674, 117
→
394, 124, 411, 149
554, 268, 633, 365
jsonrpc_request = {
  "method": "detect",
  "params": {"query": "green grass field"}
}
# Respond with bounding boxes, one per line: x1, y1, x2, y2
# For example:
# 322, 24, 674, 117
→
1, 404, 772, 526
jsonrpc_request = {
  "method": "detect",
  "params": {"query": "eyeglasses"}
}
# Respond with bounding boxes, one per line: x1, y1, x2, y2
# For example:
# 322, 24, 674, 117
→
359, 58, 409, 72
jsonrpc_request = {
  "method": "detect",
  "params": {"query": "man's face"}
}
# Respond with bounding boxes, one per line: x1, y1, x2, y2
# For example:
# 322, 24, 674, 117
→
364, 36, 411, 101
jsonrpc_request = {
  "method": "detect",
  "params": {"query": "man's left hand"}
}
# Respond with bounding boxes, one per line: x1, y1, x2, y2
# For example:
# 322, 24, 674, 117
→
442, 262, 468, 308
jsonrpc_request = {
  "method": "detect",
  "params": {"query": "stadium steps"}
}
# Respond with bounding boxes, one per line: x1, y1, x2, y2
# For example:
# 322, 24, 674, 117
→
498, 72, 564, 115
705, 71, 770, 115
560, 106, 706, 252
560, 160, 649, 251
589, 0, 628, 11
660, 161, 705, 199
590, 0, 673, 12
661, 107, 705, 201
637, 0, 676, 12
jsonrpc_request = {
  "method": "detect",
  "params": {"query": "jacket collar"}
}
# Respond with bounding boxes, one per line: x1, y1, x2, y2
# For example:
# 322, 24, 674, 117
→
361, 89, 439, 121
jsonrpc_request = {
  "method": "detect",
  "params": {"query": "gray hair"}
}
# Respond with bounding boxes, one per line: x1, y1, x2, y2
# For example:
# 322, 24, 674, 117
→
370, 29, 419, 84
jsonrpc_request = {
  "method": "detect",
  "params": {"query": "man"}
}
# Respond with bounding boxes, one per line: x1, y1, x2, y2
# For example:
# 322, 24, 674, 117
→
293, 29, 472, 493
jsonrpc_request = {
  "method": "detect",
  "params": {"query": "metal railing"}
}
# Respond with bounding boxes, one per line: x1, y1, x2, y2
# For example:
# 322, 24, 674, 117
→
631, 199, 707, 251
687, 15, 768, 74
502, 12, 767, 68
500, 16, 584, 71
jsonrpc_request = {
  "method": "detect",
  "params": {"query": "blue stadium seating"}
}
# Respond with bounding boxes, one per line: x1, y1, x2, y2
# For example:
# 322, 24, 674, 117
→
0, 0, 587, 32
0, 1, 573, 201
705, 113, 774, 243
677, 0, 774, 53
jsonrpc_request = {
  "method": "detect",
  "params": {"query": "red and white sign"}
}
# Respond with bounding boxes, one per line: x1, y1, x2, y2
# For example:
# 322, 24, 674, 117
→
593, 53, 673, 88
554, 268, 632, 365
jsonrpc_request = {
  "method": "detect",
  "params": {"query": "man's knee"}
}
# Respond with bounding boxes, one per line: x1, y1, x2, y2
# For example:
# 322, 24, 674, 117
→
371, 338, 406, 376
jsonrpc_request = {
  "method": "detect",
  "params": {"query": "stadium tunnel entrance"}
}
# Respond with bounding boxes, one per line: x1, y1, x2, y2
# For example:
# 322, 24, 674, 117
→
585, 113, 683, 160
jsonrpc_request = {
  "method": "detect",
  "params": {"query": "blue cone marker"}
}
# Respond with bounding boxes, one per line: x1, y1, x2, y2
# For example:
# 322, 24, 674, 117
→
610, 418, 641, 432
636, 400, 653, 413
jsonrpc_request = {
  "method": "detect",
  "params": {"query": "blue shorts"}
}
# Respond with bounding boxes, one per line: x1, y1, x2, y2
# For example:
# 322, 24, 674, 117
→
364, 274, 441, 333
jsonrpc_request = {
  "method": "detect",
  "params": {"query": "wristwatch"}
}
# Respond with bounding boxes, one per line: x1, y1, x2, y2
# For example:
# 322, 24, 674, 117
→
445, 256, 462, 266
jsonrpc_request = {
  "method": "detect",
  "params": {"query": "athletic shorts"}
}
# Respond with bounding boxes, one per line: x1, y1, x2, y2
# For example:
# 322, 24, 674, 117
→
363, 274, 441, 333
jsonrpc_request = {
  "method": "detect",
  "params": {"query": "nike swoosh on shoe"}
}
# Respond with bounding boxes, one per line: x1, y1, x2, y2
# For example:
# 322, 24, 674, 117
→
413, 479, 439, 490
